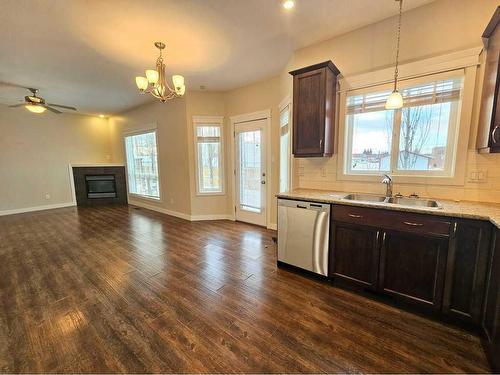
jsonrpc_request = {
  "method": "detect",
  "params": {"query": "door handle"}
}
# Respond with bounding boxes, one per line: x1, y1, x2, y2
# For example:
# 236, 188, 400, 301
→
492, 125, 500, 144
261, 180, 266, 184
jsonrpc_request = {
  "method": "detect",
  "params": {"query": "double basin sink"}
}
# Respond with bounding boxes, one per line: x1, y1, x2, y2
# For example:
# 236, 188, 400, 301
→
342, 193, 442, 209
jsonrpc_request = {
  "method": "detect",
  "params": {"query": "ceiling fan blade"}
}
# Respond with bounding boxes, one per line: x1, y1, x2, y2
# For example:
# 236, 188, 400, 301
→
43, 105, 62, 114
0, 81, 29, 89
8, 103, 26, 108
47, 103, 77, 111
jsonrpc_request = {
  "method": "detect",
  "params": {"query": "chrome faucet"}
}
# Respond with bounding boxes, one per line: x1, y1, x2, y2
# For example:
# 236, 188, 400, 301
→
381, 174, 393, 198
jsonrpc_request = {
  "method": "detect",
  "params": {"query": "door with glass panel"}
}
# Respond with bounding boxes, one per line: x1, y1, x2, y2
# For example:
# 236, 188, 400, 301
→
235, 119, 267, 226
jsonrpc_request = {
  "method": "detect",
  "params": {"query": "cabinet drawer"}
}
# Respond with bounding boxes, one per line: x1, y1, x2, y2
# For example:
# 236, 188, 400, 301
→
333, 205, 452, 237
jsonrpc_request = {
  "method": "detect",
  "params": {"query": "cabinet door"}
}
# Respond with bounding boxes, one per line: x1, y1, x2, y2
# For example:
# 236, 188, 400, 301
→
483, 229, 500, 372
330, 221, 380, 289
443, 220, 492, 323
292, 67, 326, 156
379, 231, 448, 310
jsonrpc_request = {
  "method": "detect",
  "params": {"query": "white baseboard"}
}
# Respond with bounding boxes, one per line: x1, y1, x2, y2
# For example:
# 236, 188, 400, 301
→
0, 202, 76, 217
191, 214, 235, 221
129, 200, 192, 221
267, 222, 277, 230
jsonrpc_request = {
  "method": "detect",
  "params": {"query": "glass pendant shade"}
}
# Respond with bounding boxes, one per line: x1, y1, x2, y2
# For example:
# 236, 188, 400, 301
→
145, 69, 159, 84
135, 76, 148, 90
172, 75, 185, 90
25, 104, 46, 113
176, 85, 186, 96
385, 90, 404, 110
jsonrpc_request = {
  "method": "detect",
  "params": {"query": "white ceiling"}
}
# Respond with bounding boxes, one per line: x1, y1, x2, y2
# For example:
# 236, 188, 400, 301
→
0, 0, 435, 115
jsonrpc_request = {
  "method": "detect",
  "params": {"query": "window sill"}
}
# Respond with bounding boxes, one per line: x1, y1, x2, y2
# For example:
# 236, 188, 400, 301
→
196, 191, 226, 197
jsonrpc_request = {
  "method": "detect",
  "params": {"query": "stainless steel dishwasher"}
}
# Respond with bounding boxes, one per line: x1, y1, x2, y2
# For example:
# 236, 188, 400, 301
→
277, 198, 330, 276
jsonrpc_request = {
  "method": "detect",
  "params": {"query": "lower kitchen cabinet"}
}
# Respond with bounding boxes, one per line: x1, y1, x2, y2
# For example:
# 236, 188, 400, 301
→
379, 230, 448, 311
330, 222, 380, 289
483, 229, 500, 372
443, 219, 492, 323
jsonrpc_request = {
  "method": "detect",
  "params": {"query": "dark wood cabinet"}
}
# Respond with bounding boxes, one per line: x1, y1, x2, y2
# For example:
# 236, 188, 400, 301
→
443, 220, 492, 323
379, 231, 448, 311
477, 7, 500, 153
289, 61, 340, 157
331, 205, 451, 311
483, 229, 500, 372
330, 222, 380, 289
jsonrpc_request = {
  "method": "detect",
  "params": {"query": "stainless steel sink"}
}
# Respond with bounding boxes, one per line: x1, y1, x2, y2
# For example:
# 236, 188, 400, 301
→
387, 197, 442, 209
342, 193, 388, 203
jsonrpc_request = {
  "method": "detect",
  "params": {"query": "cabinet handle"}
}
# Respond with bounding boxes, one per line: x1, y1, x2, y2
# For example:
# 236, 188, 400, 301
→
319, 139, 323, 148
403, 221, 424, 227
348, 214, 363, 218
492, 125, 500, 144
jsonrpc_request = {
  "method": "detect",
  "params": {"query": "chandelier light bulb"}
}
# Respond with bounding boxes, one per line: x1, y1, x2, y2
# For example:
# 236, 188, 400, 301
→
283, 0, 294, 9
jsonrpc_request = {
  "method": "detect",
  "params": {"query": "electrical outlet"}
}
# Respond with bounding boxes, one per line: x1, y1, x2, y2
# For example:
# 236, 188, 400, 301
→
468, 170, 488, 183
45, 193, 51, 200
320, 167, 327, 178
298, 166, 305, 177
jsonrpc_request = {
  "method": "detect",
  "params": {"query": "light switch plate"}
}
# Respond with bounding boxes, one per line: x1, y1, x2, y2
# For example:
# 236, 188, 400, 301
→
468, 170, 488, 183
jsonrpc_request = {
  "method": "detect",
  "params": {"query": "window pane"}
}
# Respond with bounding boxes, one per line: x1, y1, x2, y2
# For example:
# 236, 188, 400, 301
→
397, 102, 456, 171
198, 142, 222, 192
347, 110, 394, 172
197, 126, 220, 138
239, 130, 261, 212
125, 132, 160, 198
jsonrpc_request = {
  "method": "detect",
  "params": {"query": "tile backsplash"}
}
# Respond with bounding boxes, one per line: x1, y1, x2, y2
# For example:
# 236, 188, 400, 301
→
297, 150, 500, 203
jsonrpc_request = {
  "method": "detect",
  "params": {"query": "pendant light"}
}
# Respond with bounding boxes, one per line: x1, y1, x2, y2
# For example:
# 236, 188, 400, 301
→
385, 0, 404, 110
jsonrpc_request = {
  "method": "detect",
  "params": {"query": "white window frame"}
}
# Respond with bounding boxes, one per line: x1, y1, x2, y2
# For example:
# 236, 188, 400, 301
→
123, 126, 162, 201
279, 95, 291, 193
193, 116, 225, 196
337, 66, 477, 186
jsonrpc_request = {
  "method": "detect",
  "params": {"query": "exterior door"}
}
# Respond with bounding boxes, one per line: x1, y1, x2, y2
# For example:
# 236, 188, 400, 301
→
235, 119, 267, 226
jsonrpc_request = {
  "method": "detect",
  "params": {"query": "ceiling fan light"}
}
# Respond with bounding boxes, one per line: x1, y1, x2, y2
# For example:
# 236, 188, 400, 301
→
385, 90, 404, 110
25, 104, 46, 113
135, 76, 148, 91
145, 69, 159, 84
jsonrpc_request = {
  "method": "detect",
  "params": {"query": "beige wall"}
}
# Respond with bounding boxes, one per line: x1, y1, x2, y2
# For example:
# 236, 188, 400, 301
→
109, 99, 192, 215
0, 105, 110, 212
225, 75, 283, 226
286, 0, 500, 203
184, 91, 230, 217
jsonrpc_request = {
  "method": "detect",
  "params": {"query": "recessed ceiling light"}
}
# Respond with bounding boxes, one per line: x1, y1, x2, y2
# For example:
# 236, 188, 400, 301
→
283, 0, 294, 9
99, 114, 105, 118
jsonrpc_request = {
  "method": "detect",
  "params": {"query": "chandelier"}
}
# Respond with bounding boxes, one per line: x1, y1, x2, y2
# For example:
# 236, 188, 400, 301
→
135, 42, 186, 102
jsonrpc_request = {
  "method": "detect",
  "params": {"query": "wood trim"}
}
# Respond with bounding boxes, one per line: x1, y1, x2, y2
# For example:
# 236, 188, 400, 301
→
483, 6, 500, 39
289, 60, 340, 76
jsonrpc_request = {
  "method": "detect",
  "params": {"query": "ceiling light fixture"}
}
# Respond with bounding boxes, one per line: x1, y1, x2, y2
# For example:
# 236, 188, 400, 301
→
283, 0, 294, 9
99, 114, 105, 118
135, 42, 186, 103
385, 0, 404, 110
25, 104, 46, 113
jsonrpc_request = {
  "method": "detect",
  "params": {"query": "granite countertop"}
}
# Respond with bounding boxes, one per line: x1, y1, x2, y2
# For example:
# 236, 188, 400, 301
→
277, 189, 500, 229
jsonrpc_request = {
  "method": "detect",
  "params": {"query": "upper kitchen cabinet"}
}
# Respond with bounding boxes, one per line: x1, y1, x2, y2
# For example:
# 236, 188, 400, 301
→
289, 61, 340, 157
477, 6, 500, 153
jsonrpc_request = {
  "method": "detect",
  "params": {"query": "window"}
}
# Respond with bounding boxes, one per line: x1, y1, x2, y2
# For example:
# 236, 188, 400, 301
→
193, 117, 224, 194
124, 130, 160, 199
344, 75, 464, 177
279, 102, 291, 193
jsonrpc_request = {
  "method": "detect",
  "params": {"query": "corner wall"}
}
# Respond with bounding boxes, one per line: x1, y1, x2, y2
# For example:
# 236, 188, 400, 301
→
0, 105, 110, 213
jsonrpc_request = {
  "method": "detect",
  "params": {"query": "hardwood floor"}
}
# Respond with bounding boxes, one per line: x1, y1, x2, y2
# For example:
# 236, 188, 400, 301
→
0, 205, 490, 373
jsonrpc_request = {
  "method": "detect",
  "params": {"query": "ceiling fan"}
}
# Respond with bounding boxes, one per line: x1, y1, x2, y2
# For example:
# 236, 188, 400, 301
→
8, 88, 77, 114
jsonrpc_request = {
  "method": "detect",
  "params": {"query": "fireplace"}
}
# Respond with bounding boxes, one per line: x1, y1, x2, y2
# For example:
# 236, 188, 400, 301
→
72, 166, 127, 206
85, 175, 117, 199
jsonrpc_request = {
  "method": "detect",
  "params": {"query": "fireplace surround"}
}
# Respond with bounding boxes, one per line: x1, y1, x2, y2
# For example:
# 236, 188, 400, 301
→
72, 166, 127, 206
